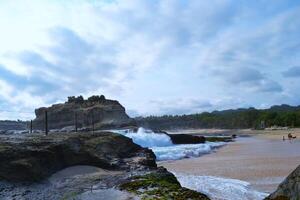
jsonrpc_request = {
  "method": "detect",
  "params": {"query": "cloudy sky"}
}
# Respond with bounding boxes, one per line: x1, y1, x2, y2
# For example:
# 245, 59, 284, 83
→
0, 0, 300, 120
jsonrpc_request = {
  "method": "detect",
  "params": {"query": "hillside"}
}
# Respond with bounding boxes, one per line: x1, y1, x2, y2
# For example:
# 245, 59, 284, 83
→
136, 104, 300, 130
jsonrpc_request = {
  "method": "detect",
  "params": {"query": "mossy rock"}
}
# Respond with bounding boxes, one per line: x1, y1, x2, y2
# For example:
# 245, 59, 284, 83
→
119, 168, 210, 200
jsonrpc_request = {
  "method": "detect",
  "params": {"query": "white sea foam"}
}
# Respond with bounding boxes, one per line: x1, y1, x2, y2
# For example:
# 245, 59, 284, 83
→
174, 174, 269, 200
152, 142, 225, 161
112, 127, 225, 161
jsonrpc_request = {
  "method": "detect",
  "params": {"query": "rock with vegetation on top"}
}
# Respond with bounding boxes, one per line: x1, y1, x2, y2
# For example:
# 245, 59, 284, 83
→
266, 164, 300, 200
32, 95, 136, 130
119, 167, 210, 200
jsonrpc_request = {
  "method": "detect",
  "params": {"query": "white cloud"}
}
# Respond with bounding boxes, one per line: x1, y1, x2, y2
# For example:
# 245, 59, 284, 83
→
0, 0, 299, 119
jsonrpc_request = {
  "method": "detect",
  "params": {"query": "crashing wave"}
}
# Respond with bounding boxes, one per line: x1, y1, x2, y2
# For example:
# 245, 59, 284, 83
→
112, 127, 225, 161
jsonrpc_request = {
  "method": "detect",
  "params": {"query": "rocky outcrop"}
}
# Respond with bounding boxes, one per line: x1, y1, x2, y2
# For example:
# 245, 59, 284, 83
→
266, 164, 300, 200
33, 95, 136, 130
0, 132, 210, 200
0, 132, 155, 182
168, 134, 206, 144
119, 167, 210, 200
154, 130, 206, 144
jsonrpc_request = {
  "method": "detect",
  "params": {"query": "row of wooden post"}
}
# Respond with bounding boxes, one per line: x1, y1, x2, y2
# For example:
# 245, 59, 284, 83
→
29, 110, 95, 135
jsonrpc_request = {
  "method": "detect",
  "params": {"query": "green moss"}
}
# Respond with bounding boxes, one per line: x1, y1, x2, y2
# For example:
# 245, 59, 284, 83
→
119, 172, 210, 200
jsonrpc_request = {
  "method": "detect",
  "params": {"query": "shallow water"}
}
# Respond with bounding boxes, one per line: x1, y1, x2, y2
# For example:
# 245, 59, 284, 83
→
174, 173, 268, 200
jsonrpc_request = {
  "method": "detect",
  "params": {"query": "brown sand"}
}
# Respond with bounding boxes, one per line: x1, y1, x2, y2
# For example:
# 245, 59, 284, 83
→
159, 135, 300, 193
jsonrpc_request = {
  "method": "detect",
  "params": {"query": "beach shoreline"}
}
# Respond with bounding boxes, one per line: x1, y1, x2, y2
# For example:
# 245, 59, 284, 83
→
159, 129, 300, 197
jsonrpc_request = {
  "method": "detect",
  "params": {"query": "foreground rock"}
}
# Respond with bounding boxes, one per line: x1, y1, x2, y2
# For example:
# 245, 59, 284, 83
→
0, 132, 209, 200
0, 132, 155, 182
33, 95, 136, 130
266, 164, 300, 200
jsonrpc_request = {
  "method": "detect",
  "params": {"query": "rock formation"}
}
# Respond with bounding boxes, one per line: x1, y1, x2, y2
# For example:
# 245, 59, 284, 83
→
0, 132, 155, 182
266, 164, 300, 200
154, 130, 206, 144
32, 95, 136, 130
0, 131, 210, 200
167, 133, 206, 144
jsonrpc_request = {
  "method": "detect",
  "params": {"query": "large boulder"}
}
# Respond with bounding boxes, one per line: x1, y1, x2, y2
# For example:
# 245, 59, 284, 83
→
266, 164, 300, 200
0, 132, 156, 182
32, 95, 136, 130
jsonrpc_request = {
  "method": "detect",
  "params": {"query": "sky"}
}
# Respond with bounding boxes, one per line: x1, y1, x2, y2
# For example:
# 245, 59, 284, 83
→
0, 0, 300, 120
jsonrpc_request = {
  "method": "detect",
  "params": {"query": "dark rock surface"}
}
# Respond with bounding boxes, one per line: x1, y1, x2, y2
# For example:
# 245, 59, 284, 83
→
266, 164, 300, 200
167, 133, 206, 144
32, 95, 136, 130
0, 132, 155, 182
154, 130, 206, 144
0, 131, 210, 200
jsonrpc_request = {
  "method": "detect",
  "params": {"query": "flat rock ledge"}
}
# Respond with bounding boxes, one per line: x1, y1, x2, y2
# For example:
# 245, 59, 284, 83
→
0, 132, 210, 200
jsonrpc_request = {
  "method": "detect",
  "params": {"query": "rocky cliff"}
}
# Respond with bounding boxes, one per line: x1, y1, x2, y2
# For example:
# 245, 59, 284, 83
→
266, 164, 300, 200
33, 95, 136, 130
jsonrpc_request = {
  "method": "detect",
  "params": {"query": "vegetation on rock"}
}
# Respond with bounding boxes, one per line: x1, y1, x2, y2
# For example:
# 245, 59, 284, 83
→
119, 167, 210, 200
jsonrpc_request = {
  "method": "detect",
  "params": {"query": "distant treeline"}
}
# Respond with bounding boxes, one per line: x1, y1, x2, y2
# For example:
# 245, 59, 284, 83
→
135, 104, 300, 130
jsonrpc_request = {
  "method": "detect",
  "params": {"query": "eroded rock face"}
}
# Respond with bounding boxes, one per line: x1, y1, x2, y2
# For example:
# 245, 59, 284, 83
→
0, 132, 211, 200
0, 132, 156, 182
33, 95, 136, 130
266, 164, 300, 200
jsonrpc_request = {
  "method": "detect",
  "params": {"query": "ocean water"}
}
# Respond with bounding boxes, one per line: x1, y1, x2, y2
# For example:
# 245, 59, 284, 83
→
174, 173, 269, 200
112, 127, 225, 161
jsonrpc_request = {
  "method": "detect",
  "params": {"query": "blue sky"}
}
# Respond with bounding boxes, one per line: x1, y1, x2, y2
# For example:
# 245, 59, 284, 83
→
0, 0, 300, 120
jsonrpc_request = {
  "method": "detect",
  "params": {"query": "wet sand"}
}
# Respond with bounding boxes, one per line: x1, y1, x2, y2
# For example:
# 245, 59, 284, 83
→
159, 136, 300, 193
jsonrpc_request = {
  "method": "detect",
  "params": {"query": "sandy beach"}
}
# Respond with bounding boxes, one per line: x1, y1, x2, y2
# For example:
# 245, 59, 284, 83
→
159, 129, 300, 194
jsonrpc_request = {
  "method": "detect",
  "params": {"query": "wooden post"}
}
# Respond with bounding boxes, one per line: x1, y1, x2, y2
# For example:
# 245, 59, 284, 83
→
45, 110, 48, 136
75, 112, 78, 132
30, 120, 32, 134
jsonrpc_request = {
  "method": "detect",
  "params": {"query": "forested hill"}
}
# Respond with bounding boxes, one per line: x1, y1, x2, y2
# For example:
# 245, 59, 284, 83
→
135, 104, 300, 130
